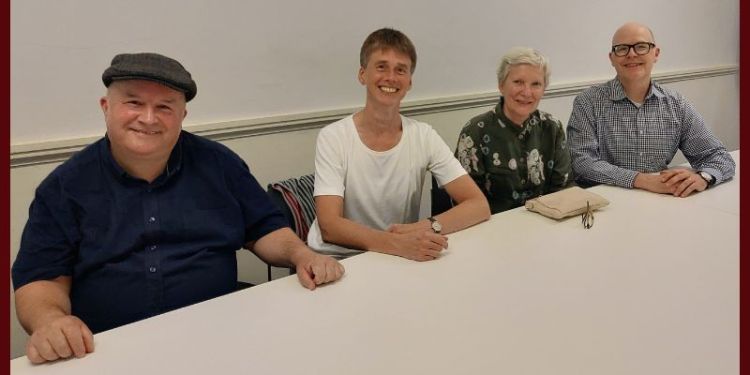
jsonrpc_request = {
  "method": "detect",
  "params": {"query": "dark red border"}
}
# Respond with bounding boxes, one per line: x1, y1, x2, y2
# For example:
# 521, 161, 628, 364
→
3, 0, 11, 365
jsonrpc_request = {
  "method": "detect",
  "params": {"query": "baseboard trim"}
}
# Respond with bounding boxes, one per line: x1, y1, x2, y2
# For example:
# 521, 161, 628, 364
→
11, 65, 737, 167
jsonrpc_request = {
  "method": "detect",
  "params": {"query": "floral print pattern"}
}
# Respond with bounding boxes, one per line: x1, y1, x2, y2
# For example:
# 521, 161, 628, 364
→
456, 133, 479, 173
455, 97, 573, 214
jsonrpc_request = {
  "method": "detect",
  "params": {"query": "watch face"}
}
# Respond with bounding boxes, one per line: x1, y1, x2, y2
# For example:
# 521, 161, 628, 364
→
431, 221, 442, 233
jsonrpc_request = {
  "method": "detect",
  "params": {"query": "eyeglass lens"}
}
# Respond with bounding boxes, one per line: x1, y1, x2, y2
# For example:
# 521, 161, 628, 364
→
612, 43, 653, 57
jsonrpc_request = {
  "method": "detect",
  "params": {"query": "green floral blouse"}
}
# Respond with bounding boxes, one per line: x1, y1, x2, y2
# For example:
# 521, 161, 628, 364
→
455, 98, 572, 214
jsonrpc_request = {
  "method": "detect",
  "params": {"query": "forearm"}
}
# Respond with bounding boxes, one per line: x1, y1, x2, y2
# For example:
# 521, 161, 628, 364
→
435, 174, 490, 233
679, 99, 736, 183
573, 157, 640, 188
251, 228, 311, 268
434, 196, 490, 234
689, 151, 736, 184
253, 227, 345, 290
319, 216, 404, 256
15, 277, 73, 335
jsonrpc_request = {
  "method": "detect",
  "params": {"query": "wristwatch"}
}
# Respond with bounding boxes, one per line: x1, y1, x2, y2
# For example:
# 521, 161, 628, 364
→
427, 216, 442, 234
698, 171, 716, 187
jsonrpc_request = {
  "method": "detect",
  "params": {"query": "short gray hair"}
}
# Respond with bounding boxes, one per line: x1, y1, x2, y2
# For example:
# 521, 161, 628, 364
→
496, 47, 550, 88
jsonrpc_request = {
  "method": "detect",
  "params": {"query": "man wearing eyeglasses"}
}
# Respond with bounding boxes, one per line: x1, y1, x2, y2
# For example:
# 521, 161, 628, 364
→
566, 22, 735, 197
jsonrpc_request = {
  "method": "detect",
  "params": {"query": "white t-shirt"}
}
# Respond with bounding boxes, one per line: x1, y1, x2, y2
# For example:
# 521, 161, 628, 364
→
307, 114, 467, 258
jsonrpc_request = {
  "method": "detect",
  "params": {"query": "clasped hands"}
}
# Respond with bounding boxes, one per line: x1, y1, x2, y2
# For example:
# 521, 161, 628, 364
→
387, 222, 448, 262
636, 168, 708, 197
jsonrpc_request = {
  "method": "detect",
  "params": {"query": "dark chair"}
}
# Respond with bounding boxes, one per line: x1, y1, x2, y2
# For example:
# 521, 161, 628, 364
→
265, 174, 316, 281
236, 281, 255, 291
430, 174, 454, 216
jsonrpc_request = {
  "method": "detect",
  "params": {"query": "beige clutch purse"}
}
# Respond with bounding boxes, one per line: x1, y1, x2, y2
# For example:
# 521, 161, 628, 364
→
525, 186, 609, 220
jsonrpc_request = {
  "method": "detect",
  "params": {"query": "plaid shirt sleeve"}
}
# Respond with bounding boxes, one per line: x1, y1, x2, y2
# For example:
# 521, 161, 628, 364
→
566, 91, 639, 188
676, 94, 736, 184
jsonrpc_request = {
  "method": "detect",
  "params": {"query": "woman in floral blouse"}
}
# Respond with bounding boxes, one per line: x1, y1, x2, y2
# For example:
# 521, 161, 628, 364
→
455, 47, 572, 214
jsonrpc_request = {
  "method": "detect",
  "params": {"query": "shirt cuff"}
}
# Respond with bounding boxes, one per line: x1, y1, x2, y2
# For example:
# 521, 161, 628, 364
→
622, 169, 640, 189
699, 167, 722, 185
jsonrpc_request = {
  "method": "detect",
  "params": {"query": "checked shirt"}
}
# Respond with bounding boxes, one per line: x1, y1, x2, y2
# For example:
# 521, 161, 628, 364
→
566, 78, 735, 188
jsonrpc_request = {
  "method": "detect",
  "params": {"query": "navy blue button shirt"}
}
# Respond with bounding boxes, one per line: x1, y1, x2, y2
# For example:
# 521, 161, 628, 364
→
12, 131, 288, 333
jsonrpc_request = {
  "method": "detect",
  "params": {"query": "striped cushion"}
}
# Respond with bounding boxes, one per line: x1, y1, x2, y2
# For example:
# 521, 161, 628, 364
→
268, 174, 315, 241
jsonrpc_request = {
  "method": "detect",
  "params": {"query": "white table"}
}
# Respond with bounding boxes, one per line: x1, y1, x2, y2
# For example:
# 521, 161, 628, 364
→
11, 152, 739, 374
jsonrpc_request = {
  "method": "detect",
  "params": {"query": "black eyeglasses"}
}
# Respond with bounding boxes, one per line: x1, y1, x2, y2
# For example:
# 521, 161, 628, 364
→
611, 42, 656, 57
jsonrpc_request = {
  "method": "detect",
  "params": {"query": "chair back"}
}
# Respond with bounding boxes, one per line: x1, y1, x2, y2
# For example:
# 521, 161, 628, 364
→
266, 174, 316, 241
430, 174, 454, 216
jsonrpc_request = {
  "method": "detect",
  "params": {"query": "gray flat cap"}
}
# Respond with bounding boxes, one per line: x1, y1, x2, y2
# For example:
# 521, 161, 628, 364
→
102, 52, 197, 102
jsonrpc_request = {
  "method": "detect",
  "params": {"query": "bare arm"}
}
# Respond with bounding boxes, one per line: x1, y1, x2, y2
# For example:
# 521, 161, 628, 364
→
389, 175, 490, 235
316, 195, 448, 261
248, 227, 344, 290
432, 174, 490, 233
15, 276, 94, 364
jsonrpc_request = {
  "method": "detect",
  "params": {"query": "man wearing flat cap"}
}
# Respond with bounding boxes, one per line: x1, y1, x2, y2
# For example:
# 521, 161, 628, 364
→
11, 52, 345, 364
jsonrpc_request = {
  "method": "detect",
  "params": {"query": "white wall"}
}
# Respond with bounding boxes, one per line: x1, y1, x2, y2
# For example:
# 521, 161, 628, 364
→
9, 0, 739, 360
11, 0, 738, 145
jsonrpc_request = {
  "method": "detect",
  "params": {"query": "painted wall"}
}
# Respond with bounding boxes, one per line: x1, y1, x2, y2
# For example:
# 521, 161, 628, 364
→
11, 0, 738, 145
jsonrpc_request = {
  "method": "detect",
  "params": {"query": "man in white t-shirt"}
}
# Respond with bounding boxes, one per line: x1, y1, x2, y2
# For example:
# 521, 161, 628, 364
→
307, 28, 490, 261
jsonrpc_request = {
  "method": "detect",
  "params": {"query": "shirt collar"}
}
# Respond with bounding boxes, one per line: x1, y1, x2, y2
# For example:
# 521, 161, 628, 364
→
101, 132, 184, 185
494, 96, 540, 133
609, 78, 666, 102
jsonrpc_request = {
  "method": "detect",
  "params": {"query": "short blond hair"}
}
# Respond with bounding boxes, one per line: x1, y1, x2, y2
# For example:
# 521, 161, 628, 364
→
496, 47, 550, 87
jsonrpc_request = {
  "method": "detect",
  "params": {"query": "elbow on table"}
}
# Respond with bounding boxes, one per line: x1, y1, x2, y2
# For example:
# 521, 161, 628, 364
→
459, 195, 490, 223
477, 198, 491, 222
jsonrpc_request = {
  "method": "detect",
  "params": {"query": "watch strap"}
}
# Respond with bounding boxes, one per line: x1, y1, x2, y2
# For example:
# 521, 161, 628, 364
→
699, 171, 716, 186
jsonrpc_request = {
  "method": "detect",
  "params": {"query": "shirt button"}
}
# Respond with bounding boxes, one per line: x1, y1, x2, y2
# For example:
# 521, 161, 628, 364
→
639, 130, 644, 135
150, 245, 157, 251
148, 216, 156, 223
149, 266, 157, 273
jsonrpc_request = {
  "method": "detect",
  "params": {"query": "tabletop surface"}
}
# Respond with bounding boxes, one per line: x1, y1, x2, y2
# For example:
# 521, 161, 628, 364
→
11, 151, 739, 375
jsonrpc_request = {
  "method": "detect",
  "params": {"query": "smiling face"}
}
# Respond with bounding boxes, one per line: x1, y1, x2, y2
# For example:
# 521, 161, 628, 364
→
358, 48, 413, 108
499, 63, 545, 125
100, 80, 187, 166
609, 22, 660, 84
